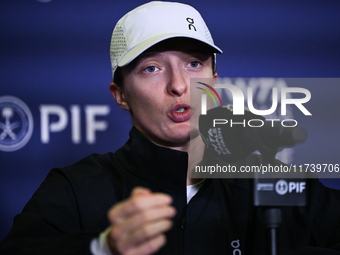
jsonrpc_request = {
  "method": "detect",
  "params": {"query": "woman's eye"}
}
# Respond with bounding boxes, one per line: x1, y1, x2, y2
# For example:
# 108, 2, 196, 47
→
189, 61, 201, 68
144, 66, 158, 73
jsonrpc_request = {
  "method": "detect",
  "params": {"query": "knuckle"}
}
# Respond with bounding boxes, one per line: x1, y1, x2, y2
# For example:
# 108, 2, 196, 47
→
139, 210, 151, 222
168, 206, 176, 216
108, 206, 120, 222
107, 210, 116, 222
148, 239, 158, 251
130, 197, 143, 211
140, 225, 152, 238
162, 207, 173, 218
164, 220, 173, 230
158, 234, 166, 246
111, 225, 123, 240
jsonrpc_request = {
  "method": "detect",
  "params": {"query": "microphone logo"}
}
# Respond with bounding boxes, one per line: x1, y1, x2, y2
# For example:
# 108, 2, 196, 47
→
275, 180, 288, 195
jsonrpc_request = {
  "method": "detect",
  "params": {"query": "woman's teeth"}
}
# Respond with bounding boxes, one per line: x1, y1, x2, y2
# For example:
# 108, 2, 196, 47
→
176, 108, 186, 113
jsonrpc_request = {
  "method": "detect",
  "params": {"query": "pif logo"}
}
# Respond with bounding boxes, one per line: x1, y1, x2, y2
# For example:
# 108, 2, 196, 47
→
275, 180, 288, 195
275, 180, 306, 195
0, 96, 34, 152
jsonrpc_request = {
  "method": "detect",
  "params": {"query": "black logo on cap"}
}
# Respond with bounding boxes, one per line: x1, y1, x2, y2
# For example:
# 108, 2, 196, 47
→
186, 17, 196, 31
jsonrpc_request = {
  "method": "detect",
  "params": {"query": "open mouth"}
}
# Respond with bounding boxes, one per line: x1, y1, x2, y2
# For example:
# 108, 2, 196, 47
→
169, 104, 192, 122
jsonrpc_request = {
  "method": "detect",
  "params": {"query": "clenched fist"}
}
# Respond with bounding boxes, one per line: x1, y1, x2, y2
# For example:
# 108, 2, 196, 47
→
107, 187, 176, 255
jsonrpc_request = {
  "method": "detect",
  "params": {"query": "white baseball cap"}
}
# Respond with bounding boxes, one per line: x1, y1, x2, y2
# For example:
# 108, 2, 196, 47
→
110, 1, 222, 79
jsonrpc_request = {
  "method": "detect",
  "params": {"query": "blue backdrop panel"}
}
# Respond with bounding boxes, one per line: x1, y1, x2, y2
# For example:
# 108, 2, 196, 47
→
0, 0, 339, 241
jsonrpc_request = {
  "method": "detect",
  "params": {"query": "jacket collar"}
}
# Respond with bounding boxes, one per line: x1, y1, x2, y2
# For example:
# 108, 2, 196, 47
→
115, 127, 188, 190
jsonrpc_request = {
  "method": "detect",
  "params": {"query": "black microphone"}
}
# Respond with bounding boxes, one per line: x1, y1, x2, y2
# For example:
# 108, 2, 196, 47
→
199, 105, 307, 163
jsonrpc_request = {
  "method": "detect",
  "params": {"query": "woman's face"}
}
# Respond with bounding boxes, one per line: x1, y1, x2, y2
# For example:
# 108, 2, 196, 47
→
111, 38, 217, 150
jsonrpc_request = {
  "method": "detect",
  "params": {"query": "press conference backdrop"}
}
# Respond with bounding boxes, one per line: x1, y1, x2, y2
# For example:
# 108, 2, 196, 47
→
0, 0, 339, 242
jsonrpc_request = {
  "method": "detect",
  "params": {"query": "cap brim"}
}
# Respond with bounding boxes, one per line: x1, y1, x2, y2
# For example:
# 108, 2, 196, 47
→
118, 33, 223, 67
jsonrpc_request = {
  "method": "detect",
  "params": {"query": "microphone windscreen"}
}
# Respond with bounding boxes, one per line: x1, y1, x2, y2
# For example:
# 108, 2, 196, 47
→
199, 106, 264, 163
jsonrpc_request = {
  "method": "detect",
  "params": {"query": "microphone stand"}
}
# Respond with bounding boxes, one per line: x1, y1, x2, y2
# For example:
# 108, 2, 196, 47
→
198, 106, 307, 255
258, 149, 281, 255
249, 128, 307, 255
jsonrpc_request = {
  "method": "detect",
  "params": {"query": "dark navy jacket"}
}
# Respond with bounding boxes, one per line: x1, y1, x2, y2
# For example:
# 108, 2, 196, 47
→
1, 127, 340, 254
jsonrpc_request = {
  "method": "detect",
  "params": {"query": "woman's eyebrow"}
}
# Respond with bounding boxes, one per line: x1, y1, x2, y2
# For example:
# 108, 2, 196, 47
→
184, 49, 211, 60
136, 51, 161, 61
185, 49, 210, 55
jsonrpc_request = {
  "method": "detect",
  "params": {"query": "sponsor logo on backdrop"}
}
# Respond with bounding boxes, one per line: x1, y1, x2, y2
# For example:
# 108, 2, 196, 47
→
0, 96, 111, 152
39, 104, 110, 144
0, 96, 34, 152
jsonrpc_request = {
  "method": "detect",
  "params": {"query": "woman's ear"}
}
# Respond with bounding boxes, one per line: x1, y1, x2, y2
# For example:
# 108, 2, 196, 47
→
109, 82, 130, 111
213, 72, 218, 84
